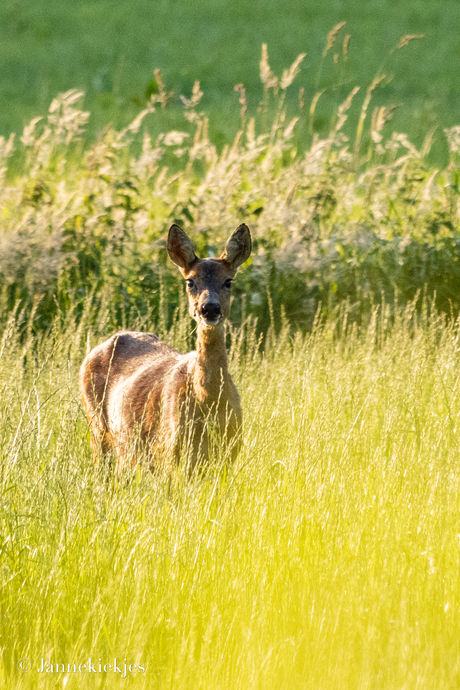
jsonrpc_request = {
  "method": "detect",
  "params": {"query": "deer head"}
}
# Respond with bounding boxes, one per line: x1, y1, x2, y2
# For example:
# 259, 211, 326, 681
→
167, 224, 251, 328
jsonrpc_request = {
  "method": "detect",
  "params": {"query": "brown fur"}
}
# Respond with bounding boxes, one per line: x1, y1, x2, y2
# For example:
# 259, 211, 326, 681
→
79, 223, 251, 475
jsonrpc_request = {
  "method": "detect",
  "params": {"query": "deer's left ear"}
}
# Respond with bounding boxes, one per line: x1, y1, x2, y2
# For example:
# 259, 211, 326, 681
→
220, 224, 252, 271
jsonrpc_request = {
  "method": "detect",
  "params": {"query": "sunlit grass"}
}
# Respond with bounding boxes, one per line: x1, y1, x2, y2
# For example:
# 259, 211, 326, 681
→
1, 303, 460, 689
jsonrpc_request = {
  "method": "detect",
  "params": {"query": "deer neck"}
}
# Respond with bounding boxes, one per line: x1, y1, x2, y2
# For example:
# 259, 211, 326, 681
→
192, 323, 229, 404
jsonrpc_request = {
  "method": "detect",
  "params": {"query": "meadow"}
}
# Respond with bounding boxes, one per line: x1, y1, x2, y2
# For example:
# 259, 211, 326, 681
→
1, 302, 460, 689
2, 7, 460, 688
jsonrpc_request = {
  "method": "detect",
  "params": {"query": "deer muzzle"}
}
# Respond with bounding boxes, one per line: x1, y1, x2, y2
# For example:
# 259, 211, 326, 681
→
201, 302, 222, 326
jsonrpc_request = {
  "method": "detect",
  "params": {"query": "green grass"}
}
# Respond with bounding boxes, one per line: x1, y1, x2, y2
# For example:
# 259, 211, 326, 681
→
1, 303, 460, 689
1, 0, 460, 149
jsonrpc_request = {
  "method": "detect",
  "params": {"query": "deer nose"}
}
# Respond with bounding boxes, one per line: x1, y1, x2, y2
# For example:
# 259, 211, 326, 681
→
201, 302, 221, 320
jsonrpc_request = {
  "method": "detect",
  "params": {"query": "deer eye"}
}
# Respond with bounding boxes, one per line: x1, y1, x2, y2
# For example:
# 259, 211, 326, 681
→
223, 279, 233, 289
186, 279, 195, 289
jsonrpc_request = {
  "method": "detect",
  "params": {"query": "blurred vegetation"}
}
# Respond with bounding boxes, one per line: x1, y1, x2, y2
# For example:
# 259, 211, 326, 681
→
1, 0, 460, 159
1, 41, 460, 335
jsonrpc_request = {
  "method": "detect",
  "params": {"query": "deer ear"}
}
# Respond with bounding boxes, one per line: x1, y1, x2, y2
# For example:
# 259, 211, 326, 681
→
167, 225, 198, 272
220, 224, 252, 270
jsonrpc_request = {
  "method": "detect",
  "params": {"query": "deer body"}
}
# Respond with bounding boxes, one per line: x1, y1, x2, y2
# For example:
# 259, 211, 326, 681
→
79, 224, 251, 474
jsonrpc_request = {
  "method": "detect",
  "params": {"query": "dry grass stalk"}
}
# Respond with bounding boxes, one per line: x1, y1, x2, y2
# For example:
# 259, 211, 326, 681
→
234, 84, 248, 129
280, 53, 306, 90
260, 43, 279, 92
323, 21, 346, 57
396, 34, 424, 50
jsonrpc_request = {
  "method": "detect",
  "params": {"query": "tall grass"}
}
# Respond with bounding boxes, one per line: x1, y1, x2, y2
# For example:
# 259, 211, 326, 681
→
1, 43, 460, 333
1, 302, 460, 689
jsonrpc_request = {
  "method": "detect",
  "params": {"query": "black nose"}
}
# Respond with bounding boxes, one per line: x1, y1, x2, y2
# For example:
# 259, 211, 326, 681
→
202, 302, 221, 319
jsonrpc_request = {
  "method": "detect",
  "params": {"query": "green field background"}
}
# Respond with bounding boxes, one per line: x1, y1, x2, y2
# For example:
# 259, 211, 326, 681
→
2, 0, 460, 148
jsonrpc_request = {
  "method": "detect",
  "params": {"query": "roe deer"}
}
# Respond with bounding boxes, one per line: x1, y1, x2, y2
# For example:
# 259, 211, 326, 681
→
79, 223, 251, 475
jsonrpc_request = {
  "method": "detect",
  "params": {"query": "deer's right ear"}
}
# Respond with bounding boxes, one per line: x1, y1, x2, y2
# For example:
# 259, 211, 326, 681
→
167, 225, 198, 272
